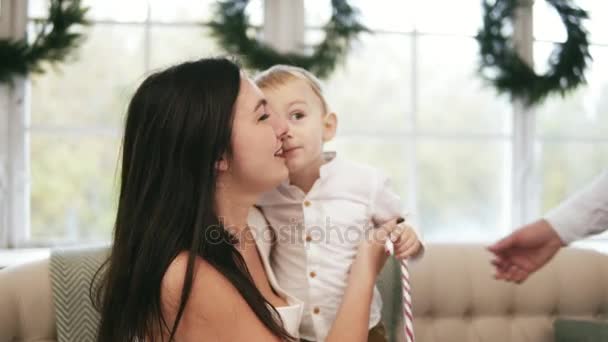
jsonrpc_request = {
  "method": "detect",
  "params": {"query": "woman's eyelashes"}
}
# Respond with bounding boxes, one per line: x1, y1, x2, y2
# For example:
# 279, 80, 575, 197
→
258, 112, 270, 122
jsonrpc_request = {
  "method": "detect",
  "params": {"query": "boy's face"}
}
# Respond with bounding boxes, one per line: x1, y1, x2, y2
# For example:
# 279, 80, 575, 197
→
262, 78, 335, 175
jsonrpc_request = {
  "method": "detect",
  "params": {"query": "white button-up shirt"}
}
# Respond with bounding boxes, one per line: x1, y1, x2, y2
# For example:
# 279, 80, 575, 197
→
257, 152, 421, 341
545, 170, 608, 243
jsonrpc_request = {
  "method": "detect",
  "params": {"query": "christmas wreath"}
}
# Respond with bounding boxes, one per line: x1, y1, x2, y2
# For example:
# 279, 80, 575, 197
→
476, 0, 591, 107
0, 0, 89, 84
209, 0, 368, 79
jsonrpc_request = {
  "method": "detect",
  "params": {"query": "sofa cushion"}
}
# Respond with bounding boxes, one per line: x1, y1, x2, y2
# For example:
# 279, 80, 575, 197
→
50, 246, 109, 342
554, 319, 608, 342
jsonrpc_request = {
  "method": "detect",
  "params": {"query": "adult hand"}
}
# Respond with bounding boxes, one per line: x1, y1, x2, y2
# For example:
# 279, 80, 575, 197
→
353, 217, 403, 279
488, 219, 566, 283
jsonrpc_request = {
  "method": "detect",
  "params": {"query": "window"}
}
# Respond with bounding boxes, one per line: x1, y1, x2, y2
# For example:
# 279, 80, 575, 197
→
317, 2, 512, 241
21, 0, 226, 244
533, 1, 608, 244
537, 80, 608, 219
314, 0, 608, 243
2, 0, 607, 246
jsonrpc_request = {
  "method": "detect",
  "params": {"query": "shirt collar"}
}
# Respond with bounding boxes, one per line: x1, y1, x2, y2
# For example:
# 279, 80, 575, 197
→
273, 151, 338, 195
279, 151, 338, 187
319, 151, 338, 179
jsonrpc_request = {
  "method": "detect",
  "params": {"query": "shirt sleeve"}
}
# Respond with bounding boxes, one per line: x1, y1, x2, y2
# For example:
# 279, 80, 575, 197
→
544, 170, 608, 244
370, 170, 425, 258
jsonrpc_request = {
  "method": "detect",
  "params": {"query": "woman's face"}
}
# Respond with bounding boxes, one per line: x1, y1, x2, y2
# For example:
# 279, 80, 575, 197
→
225, 75, 289, 194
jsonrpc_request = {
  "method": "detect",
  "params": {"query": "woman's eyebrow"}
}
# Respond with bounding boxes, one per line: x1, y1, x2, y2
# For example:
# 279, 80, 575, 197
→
254, 98, 267, 112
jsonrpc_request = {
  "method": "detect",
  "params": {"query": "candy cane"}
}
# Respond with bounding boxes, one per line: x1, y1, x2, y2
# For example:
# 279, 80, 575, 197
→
385, 240, 415, 342
401, 259, 415, 342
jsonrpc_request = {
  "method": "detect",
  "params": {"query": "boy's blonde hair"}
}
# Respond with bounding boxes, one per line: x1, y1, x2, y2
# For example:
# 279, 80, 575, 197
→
254, 65, 329, 114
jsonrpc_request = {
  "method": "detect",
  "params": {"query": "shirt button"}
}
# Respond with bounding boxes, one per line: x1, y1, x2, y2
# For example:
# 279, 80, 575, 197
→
309, 271, 316, 278
305, 235, 312, 242
303, 200, 311, 207
313, 307, 320, 314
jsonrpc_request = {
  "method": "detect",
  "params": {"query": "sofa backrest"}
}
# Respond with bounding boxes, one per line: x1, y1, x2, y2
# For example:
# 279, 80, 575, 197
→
378, 244, 608, 342
0, 258, 57, 342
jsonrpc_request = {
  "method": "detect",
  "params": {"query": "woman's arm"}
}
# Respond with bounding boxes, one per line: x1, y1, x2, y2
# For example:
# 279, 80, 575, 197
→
544, 170, 608, 243
161, 252, 282, 342
325, 218, 398, 342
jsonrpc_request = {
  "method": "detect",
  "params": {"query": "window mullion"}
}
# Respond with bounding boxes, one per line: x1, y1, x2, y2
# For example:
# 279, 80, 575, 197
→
0, 0, 29, 248
511, 0, 538, 228
262, 0, 304, 53
144, 1, 151, 72
406, 29, 419, 225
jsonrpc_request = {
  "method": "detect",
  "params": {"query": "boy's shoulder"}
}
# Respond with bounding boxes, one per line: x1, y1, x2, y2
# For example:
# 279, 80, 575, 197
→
321, 156, 390, 199
329, 155, 387, 181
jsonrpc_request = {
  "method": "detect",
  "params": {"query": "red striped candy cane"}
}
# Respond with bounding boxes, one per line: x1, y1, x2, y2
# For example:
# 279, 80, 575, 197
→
385, 240, 415, 342
401, 260, 415, 342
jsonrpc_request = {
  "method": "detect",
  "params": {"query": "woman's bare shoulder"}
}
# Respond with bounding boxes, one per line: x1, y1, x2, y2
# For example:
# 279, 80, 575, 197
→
160, 251, 279, 341
162, 251, 236, 309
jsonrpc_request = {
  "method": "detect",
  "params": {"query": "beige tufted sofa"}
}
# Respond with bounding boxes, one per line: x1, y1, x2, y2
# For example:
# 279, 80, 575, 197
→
402, 245, 608, 342
1, 244, 608, 342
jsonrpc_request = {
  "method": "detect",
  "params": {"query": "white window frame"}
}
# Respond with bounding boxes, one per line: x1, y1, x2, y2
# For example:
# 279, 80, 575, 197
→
511, 0, 538, 228
0, 0, 29, 248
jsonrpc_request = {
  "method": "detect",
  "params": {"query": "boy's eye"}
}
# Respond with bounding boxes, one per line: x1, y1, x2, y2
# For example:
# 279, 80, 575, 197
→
290, 112, 304, 120
258, 113, 270, 122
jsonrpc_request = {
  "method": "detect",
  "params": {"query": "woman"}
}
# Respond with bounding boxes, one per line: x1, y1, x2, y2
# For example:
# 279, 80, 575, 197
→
93, 57, 399, 342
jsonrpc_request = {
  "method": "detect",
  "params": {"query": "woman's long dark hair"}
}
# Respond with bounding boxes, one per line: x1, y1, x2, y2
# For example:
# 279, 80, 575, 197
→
92, 58, 294, 342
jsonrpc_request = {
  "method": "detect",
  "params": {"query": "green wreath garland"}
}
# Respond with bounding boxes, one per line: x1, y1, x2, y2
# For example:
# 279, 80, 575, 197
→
0, 0, 89, 84
209, 0, 368, 79
476, 0, 591, 107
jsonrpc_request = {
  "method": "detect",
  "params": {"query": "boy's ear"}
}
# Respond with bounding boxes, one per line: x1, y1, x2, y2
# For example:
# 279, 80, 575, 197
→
322, 112, 337, 142
215, 156, 229, 172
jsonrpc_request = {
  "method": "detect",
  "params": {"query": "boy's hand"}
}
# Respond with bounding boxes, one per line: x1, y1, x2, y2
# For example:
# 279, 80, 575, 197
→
390, 218, 422, 260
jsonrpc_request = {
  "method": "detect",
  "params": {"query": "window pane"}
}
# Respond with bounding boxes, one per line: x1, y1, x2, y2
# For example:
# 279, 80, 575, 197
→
581, 1, 608, 44
149, 0, 216, 23
150, 0, 263, 25
28, 0, 49, 18
534, 0, 608, 44
322, 33, 412, 133
417, 140, 509, 241
304, 0, 331, 28
30, 0, 150, 22
415, 0, 482, 35
149, 26, 222, 70
418, 36, 512, 134
325, 137, 409, 201
82, 0, 148, 23
539, 142, 608, 215
30, 135, 120, 242
243, 0, 263, 27
533, 0, 567, 42
306, 0, 414, 32
29, 24, 145, 127
536, 46, 608, 138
